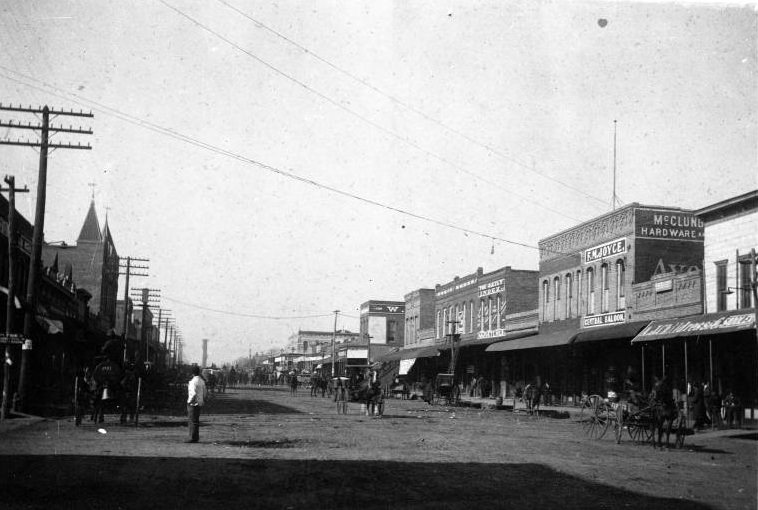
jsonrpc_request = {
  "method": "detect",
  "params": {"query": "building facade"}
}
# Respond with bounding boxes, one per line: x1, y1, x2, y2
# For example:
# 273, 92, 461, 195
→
403, 289, 435, 349
359, 300, 405, 346
500, 203, 707, 401
42, 200, 119, 330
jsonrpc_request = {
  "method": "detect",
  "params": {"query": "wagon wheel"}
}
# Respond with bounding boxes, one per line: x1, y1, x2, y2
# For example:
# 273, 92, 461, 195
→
626, 408, 654, 444
578, 395, 602, 424
582, 397, 609, 440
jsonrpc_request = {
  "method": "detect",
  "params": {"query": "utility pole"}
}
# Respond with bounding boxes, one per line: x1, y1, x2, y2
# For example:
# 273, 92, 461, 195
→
118, 256, 149, 364
130, 288, 160, 363
0, 103, 93, 412
0, 176, 28, 420
331, 310, 339, 378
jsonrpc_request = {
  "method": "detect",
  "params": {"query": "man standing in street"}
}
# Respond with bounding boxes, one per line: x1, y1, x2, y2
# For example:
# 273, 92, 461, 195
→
186, 365, 206, 443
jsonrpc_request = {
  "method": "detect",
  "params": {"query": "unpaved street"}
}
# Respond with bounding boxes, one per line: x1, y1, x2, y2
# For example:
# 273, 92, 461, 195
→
1, 386, 755, 510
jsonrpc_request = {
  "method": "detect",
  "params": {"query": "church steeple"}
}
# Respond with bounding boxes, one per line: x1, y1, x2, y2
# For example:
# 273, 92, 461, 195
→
77, 200, 103, 243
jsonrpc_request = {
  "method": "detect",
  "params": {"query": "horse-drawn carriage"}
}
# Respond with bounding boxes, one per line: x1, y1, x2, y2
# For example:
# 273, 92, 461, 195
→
432, 373, 460, 406
579, 390, 689, 448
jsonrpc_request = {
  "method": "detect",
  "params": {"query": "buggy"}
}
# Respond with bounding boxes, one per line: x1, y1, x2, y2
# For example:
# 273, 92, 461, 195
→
432, 373, 461, 406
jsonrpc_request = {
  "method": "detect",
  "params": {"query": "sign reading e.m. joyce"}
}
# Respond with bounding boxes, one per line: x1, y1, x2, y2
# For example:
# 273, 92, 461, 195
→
584, 238, 627, 265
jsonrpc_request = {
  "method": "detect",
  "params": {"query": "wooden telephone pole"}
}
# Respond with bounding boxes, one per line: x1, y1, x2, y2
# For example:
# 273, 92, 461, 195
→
0, 176, 28, 420
119, 256, 149, 364
0, 103, 93, 412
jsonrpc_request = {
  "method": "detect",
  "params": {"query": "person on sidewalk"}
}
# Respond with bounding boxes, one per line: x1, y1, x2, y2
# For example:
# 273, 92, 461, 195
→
186, 365, 207, 443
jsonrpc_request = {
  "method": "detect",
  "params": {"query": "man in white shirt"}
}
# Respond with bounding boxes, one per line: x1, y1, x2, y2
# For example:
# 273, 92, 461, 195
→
186, 365, 207, 443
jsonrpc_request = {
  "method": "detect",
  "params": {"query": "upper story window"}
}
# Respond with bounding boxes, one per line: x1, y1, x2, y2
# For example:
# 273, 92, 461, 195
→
715, 261, 727, 312
542, 280, 549, 319
587, 267, 595, 314
469, 301, 474, 333
616, 260, 626, 309
601, 263, 609, 313
553, 276, 561, 320
739, 256, 753, 309
566, 273, 573, 318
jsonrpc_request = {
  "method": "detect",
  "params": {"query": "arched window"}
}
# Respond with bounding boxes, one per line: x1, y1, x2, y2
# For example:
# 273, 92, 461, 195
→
436, 310, 442, 339
442, 308, 447, 337
601, 263, 609, 313
616, 259, 626, 310
496, 294, 502, 330
553, 276, 561, 320
542, 279, 549, 319
587, 267, 595, 314
566, 273, 573, 318
576, 270, 582, 316
469, 301, 474, 333
454, 304, 460, 333
479, 298, 485, 331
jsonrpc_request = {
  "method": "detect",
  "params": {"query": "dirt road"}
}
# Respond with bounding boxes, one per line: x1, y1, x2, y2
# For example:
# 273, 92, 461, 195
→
1, 386, 755, 509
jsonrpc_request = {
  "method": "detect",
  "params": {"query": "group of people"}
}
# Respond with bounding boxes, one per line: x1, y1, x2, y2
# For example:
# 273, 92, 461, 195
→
690, 381, 742, 430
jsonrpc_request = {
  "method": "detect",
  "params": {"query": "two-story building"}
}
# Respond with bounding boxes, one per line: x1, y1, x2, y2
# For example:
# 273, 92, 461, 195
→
490, 203, 705, 403
632, 190, 756, 420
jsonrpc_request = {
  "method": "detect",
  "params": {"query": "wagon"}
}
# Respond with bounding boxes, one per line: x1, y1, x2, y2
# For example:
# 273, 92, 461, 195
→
432, 373, 461, 406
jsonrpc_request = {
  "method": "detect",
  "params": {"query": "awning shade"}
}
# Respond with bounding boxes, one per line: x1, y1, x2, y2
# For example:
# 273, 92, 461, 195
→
632, 309, 756, 343
401, 345, 440, 359
399, 358, 415, 375
486, 330, 567, 352
36, 316, 64, 334
571, 321, 649, 345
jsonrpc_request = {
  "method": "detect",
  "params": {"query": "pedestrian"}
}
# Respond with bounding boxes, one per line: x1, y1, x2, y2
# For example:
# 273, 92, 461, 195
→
186, 365, 207, 443
692, 381, 708, 430
723, 390, 741, 429
334, 378, 348, 414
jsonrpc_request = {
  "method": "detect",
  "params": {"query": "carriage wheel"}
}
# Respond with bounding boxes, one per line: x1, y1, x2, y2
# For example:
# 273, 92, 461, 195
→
578, 395, 602, 424
582, 399, 609, 440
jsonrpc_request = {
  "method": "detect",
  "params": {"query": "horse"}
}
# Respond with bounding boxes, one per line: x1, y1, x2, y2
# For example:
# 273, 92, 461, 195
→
354, 379, 384, 417
523, 381, 549, 416
649, 377, 678, 449
91, 358, 133, 425
311, 375, 327, 398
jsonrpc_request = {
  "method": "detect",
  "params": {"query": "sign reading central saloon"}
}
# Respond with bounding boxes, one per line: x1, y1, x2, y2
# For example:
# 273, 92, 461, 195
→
584, 238, 627, 265
583, 311, 626, 328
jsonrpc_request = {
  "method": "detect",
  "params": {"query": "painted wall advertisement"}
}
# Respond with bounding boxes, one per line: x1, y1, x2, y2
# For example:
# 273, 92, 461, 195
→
635, 209, 704, 241
368, 315, 387, 344
634, 238, 703, 284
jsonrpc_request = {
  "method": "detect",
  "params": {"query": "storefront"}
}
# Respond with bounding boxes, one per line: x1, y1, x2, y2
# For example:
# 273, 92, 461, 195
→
631, 309, 757, 420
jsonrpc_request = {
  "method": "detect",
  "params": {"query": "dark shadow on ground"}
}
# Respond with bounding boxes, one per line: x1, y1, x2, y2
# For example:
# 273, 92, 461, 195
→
0, 455, 716, 510
726, 431, 757, 441
203, 393, 303, 415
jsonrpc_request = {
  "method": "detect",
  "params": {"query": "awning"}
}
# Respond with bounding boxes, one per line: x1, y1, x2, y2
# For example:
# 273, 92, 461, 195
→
485, 329, 568, 352
631, 309, 756, 343
399, 358, 416, 375
36, 316, 64, 334
402, 345, 440, 359
572, 321, 649, 345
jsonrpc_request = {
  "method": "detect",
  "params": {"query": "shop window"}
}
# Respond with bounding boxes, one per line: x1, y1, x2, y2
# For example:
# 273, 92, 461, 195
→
715, 261, 727, 311
616, 260, 626, 310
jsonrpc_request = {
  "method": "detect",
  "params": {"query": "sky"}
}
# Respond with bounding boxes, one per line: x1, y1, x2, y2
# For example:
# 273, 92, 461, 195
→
0, 0, 755, 365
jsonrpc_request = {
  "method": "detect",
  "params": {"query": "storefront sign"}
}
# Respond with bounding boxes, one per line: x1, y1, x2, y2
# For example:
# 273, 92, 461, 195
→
638, 313, 755, 338
635, 209, 704, 241
584, 238, 627, 264
367, 304, 404, 314
476, 328, 507, 340
436, 276, 478, 298
0, 334, 26, 345
583, 312, 626, 328
478, 279, 505, 298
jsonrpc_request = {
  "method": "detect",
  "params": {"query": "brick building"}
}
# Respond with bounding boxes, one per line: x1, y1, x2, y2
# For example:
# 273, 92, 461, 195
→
359, 300, 405, 347
42, 200, 119, 331
403, 288, 435, 349
487, 203, 705, 402
431, 265, 539, 398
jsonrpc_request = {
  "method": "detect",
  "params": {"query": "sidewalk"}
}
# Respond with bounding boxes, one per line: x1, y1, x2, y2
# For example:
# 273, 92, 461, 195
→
0, 412, 47, 434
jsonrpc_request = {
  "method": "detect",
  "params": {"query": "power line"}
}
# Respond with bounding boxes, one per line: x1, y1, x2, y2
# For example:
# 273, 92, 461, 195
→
161, 295, 334, 319
0, 66, 544, 251
157, 0, 583, 223
215, 0, 609, 210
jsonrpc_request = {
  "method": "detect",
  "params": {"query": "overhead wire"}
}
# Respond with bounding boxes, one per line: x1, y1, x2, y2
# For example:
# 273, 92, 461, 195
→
162, 295, 335, 319
215, 0, 610, 210
0, 65, 546, 252
157, 0, 584, 223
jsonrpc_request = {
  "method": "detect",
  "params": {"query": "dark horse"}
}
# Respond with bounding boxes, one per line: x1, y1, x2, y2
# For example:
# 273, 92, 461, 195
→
310, 374, 328, 398
523, 380, 549, 416
91, 357, 134, 425
649, 376, 678, 448
355, 379, 384, 417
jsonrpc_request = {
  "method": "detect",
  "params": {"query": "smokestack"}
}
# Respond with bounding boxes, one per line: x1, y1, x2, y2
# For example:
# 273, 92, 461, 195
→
202, 339, 208, 368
